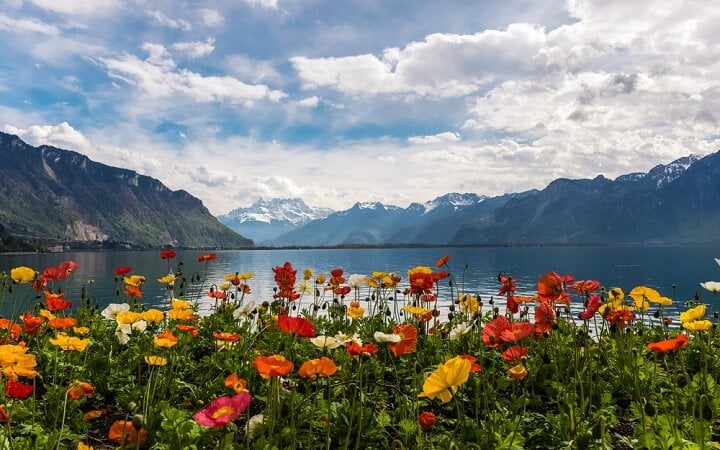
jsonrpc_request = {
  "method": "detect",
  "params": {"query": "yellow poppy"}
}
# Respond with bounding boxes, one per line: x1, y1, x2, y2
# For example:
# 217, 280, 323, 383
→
403, 305, 431, 316
49, 333, 90, 352
144, 355, 168, 366
73, 326, 90, 335
347, 301, 365, 319
10, 266, 35, 284
459, 294, 479, 314
171, 299, 192, 310
142, 309, 165, 323
679, 304, 706, 322
0, 344, 38, 380
168, 308, 194, 321
418, 356, 471, 403
157, 274, 175, 285
123, 275, 145, 287
116, 311, 143, 325
683, 320, 713, 331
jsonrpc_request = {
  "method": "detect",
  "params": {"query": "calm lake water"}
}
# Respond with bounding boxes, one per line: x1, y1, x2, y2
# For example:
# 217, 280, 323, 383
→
1, 246, 719, 318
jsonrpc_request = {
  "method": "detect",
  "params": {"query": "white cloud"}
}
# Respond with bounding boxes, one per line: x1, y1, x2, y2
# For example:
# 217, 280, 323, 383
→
223, 54, 282, 83
291, 23, 548, 98
0, 13, 58, 34
148, 10, 192, 31
4, 122, 91, 151
99, 44, 287, 106
172, 39, 215, 59
28, 0, 118, 15
244, 0, 279, 10
408, 132, 461, 144
297, 96, 319, 108
198, 8, 224, 27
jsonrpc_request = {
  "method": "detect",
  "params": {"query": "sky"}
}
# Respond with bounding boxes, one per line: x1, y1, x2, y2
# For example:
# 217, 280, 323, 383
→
1, 0, 719, 215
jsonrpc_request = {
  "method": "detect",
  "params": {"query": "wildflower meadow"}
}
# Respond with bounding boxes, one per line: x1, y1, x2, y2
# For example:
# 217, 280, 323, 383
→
0, 252, 719, 449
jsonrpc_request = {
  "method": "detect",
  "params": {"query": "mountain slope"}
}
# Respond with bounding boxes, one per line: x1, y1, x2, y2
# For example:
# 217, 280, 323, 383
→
0, 132, 252, 248
218, 198, 333, 243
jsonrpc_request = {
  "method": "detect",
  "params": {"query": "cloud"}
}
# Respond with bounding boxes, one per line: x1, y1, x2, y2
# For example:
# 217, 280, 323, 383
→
0, 12, 58, 34
296, 96, 319, 108
172, 39, 215, 59
222, 54, 282, 83
243, 0, 279, 10
99, 43, 287, 106
408, 132, 461, 144
27, 0, 118, 15
198, 8, 224, 27
291, 23, 548, 98
148, 10, 192, 31
4, 122, 91, 151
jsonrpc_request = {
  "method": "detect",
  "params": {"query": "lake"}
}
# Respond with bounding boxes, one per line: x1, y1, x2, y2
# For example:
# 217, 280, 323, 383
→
1, 246, 719, 319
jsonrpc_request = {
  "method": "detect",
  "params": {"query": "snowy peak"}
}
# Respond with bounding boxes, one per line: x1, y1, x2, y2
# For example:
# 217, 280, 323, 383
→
646, 154, 702, 188
421, 192, 487, 214
219, 198, 334, 225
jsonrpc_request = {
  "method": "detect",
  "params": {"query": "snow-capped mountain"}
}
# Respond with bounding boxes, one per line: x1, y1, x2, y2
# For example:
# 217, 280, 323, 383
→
218, 198, 333, 244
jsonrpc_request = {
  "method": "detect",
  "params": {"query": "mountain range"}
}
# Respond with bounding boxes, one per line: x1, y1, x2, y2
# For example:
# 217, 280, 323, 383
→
218, 198, 333, 244
0, 131, 251, 249
226, 152, 720, 246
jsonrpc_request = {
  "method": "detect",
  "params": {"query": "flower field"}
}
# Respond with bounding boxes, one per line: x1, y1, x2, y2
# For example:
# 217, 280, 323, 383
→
1, 252, 719, 449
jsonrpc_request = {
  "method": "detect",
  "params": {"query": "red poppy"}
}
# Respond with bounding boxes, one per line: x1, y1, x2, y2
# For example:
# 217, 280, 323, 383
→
58, 260, 78, 272
537, 272, 573, 304
0, 406, 8, 423
108, 421, 147, 446
408, 268, 435, 295
507, 295, 519, 314
212, 332, 241, 342
44, 291, 73, 311
277, 315, 315, 337
534, 302, 556, 333
198, 253, 217, 262
330, 268, 344, 278
482, 316, 511, 348
418, 411, 436, 431
114, 266, 132, 276
458, 354, 482, 373
21, 312, 45, 335
502, 346, 529, 364
5, 381, 34, 399
389, 324, 418, 357
434, 254, 450, 268
160, 250, 177, 259
647, 333, 688, 353
568, 280, 601, 295
42, 267, 63, 281
208, 290, 228, 300
272, 262, 300, 301
580, 294, 602, 320
333, 285, 351, 296
421, 294, 436, 302
605, 308, 634, 328
498, 273, 516, 296
124, 285, 143, 298
432, 271, 449, 282
499, 321, 534, 343
346, 342, 379, 357
48, 317, 77, 329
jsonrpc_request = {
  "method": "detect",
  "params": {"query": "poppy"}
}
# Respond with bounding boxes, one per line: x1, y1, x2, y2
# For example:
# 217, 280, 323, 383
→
683, 320, 713, 331
298, 357, 338, 380
500, 321, 534, 343
48, 317, 77, 329
108, 420, 147, 446
154, 330, 179, 348
346, 342, 379, 357
0, 343, 39, 380
213, 332, 241, 342
537, 272, 573, 304
10, 267, 35, 284
144, 355, 168, 366
605, 307, 635, 328
508, 364, 528, 380
273, 262, 300, 301
418, 356, 471, 403
333, 285, 351, 296
482, 316, 510, 348
208, 290, 228, 300
141, 309, 164, 323
21, 313, 44, 335
534, 302, 556, 333
277, 315, 315, 337
418, 411, 436, 430
647, 333, 688, 353
123, 275, 145, 287
175, 324, 198, 337
679, 304, 706, 323
157, 274, 175, 285
124, 285, 143, 298
498, 273, 516, 296
502, 346, 529, 365
253, 355, 294, 379
67, 381, 95, 400
44, 291, 73, 311
83, 409, 107, 421
347, 301, 365, 319
434, 254, 450, 268
0, 406, 8, 423
198, 253, 217, 262
580, 294, 602, 320
224, 373, 249, 393
388, 324, 417, 357
458, 294, 479, 314
5, 380, 34, 399
160, 250, 176, 259
114, 266, 132, 276
43, 267, 64, 281
507, 295, 519, 314
194, 393, 251, 428
0, 319, 22, 341
568, 280, 601, 295
49, 333, 90, 352
407, 266, 435, 295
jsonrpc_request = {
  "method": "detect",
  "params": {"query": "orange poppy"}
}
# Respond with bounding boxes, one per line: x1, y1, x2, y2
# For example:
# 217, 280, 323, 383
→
175, 324, 198, 337
48, 317, 77, 329
67, 381, 95, 400
537, 272, 573, 304
212, 332, 241, 342
647, 333, 689, 353
44, 291, 73, 311
124, 285, 143, 298
0, 405, 8, 423
534, 302, 556, 333
568, 280, 601, 295
82, 409, 107, 421
502, 346, 529, 364
458, 354, 482, 373
108, 420, 147, 446
434, 254, 450, 268
0, 319, 22, 341
198, 253, 217, 262
298, 357, 338, 380
224, 373, 249, 393
605, 308, 635, 328
253, 355, 294, 379
154, 330, 179, 347
388, 324, 418, 357
21, 313, 45, 335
